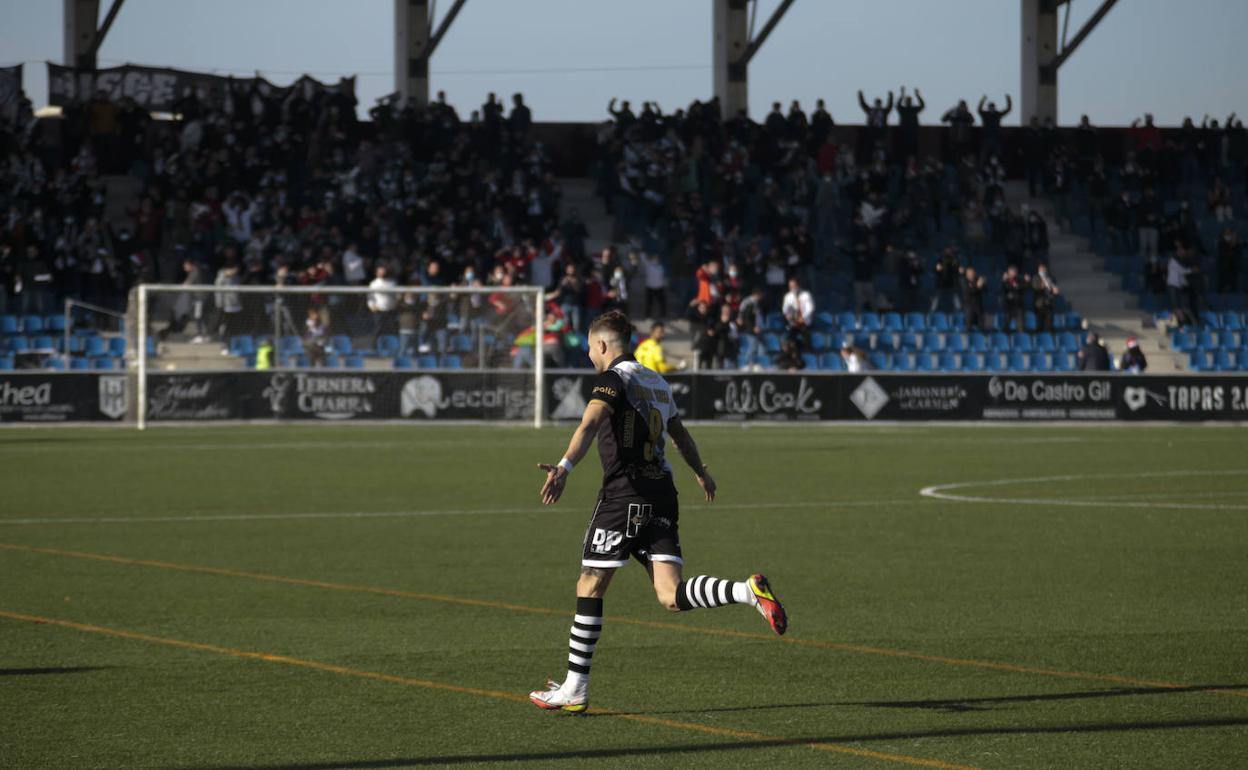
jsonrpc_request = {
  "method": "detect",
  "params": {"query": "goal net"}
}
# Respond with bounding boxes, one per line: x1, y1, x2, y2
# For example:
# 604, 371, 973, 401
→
135, 283, 552, 427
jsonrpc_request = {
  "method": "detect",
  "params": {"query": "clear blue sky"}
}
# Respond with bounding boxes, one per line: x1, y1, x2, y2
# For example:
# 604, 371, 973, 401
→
1, 0, 1243, 126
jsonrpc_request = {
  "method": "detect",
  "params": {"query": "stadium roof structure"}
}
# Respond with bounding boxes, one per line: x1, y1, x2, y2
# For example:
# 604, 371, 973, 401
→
62, 0, 1118, 122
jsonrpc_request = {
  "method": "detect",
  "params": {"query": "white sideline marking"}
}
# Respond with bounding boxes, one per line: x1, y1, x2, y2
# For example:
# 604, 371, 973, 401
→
919, 470, 1248, 511
0, 499, 914, 526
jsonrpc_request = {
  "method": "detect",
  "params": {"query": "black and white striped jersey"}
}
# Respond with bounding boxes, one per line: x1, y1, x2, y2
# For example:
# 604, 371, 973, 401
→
588, 355, 679, 500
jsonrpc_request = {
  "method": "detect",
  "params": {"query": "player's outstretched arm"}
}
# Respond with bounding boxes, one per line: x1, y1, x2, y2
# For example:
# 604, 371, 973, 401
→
667, 415, 716, 502
537, 402, 609, 505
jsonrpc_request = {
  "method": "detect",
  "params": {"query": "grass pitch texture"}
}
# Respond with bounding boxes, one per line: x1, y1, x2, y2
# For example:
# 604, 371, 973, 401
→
1, 425, 1246, 769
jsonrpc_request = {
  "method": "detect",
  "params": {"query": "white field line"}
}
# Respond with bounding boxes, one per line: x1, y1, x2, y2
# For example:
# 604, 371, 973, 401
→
919, 470, 1248, 511
0, 499, 916, 526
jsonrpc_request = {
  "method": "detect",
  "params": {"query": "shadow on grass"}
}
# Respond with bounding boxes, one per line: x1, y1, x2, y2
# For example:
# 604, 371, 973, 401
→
178, 716, 1248, 769
597, 684, 1248, 717
843, 683, 1248, 714
0, 666, 113, 676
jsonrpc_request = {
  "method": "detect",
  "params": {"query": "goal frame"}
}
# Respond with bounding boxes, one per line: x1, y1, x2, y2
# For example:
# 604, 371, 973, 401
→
136, 283, 546, 430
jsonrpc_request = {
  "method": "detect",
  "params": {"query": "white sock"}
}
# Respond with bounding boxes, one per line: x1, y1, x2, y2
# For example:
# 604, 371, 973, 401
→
564, 670, 588, 692
732, 581, 758, 606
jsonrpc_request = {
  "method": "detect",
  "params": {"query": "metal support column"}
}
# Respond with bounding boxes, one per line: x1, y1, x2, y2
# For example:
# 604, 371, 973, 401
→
63, 0, 101, 69
394, 0, 431, 107
713, 0, 749, 119
1021, 0, 1059, 125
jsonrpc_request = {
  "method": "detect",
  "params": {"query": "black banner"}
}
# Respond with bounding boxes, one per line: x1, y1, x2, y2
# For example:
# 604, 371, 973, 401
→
47, 63, 355, 113
0, 64, 22, 121
146, 370, 535, 422
0, 372, 127, 422
545, 371, 1248, 423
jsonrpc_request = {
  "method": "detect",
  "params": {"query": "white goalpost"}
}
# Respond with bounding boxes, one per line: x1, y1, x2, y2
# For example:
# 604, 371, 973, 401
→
135, 283, 548, 429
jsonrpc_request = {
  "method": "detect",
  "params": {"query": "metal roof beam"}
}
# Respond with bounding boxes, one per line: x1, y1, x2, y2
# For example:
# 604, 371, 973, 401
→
86, 0, 126, 59
1052, 0, 1118, 70
737, 0, 795, 68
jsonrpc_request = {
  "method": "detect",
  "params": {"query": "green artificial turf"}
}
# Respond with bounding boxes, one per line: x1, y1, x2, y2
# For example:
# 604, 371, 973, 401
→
1, 424, 1246, 769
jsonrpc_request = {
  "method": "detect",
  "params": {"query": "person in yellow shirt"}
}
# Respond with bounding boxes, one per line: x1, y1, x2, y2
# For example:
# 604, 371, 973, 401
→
634, 322, 683, 373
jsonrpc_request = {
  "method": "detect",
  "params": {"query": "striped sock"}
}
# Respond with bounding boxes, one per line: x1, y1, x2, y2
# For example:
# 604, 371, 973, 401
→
674, 575, 756, 611
564, 597, 602, 691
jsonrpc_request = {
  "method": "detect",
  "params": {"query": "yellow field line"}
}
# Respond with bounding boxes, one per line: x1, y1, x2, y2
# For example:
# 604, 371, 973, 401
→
3, 541, 1245, 702
0, 609, 982, 770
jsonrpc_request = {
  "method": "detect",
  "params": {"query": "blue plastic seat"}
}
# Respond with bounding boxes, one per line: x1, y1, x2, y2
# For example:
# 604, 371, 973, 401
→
1200, 311, 1221, 328
853, 332, 873, 350
801, 353, 819, 370
1196, 331, 1217, 350
874, 334, 897, 353
986, 352, 1009, 372
1188, 349, 1214, 371
922, 332, 944, 351
837, 311, 857, 330
91, 356, 116, 370
892, 351, 915, 371
0, 355, 12, 370
451, 333, 474, 353
344, 355, 365, 369
915, 352, 937, 371
229, 335, 256, 356
990, 332, 1011, 351
1031, 352, 1055, 371
810, 332, 831, 352
868, 351, 891, 370
926, 313, 950, 332
107, 337, 126, 357
375, 335, 401, 358
961, 352, 985, 371
43, 357, 65, 370
938, 352, 960, 371
30, 335, 55, 351
46, 315, 68, 332
279, 336, 304, 354
897, 332, 920, 350
70, 357, 91, 370
882, 312, 903, 332
83, 336, 107, 357
1024, 311, 1038, 332
968, 332, 989, 353
1055, 352, 1076, 371
860, 313, 882, 333
330, 335, 353, 355
1033, 332, 1055, 352
820, 353, 846, 371
393, 356, 414, 369
904, 312, 926, 332
1217, 331, 1241, 349
0, 316, 17, 335
1058, 332, 1080, 353
1223, 312, 1244, 331
323, 353, 341, 368
1009, 351, 1030, 371
1011, 333, 1033, 352
440, 354, 462, 369
416, 354, 439, 369
21, 315, 44, 334
814, 311, 837, 330
8, 336, 29, 353
945, 333, 967, 353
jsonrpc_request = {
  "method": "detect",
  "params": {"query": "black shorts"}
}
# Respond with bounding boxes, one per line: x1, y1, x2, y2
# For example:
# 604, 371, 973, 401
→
580, 491, 681, 569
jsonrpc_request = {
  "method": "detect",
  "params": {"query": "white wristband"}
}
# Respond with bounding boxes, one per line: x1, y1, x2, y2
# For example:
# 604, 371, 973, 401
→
557, 457, 575, 474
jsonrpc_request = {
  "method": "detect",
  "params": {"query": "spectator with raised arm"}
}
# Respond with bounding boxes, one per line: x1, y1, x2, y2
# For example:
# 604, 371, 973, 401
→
977, 94, 1012, 161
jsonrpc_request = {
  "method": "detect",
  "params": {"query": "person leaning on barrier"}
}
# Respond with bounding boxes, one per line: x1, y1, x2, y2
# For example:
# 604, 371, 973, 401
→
1077, 332, 1111, 372
1119, 336, 1148, 373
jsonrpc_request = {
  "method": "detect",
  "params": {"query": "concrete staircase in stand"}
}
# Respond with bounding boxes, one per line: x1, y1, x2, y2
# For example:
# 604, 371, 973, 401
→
1005, 183, 1185, 373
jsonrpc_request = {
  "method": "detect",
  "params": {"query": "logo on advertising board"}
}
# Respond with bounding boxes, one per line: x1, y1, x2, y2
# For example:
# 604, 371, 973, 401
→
98, 376, 128, 420
713, 377, 822, 419
147, 376, 232, 420
550, 377, 587, 420
849, 377, 890, 419
1123, 386, 1168, 412
984, 376, 1114, 419
266, 373, 376, 419
400, 376, 532, 419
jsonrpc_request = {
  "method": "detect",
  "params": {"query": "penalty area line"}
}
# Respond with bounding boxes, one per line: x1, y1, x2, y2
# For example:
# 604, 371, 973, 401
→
0, 609, 982, 770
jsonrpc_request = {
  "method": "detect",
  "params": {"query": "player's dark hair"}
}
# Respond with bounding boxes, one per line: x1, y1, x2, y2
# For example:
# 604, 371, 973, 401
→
589, 310, 634, 348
